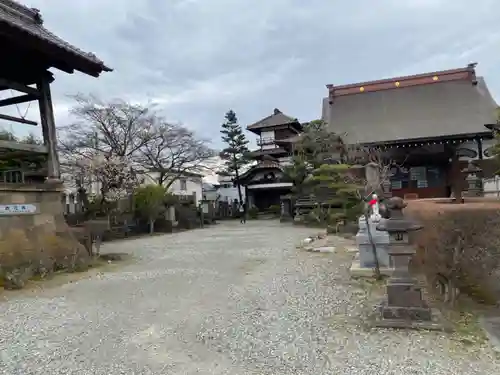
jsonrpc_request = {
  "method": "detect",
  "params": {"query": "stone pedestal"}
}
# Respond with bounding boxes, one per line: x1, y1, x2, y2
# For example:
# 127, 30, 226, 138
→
350, 215, 393, 278
356, 215, 391, 268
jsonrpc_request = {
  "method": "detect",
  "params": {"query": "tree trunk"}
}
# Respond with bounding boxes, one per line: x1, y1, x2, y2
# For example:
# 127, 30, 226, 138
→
235, 167, 243, 204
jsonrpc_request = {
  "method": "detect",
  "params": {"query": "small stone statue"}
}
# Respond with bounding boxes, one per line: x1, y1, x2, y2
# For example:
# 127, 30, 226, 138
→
369, 194, 382, 223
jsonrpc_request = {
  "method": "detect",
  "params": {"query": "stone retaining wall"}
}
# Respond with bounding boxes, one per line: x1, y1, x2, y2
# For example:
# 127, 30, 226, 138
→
0, 183, 89, 287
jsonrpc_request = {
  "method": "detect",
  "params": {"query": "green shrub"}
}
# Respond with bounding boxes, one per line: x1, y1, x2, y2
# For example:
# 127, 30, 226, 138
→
268, 204, 281, 216
134, 185, 167, 233
248, 206, 259, 219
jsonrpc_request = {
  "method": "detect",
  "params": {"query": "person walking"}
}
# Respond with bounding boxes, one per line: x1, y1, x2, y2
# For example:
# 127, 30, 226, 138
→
239, 202, 246, 224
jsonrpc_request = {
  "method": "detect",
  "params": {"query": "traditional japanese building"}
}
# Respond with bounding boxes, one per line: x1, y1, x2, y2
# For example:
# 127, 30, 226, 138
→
0, 1, 110, 251
322, 63, 498, 199
237, 108, 303, 210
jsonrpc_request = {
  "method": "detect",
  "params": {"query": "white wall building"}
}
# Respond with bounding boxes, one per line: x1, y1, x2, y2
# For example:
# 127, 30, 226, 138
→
63, 168, 204, 206
217, 175, 245, 203
143, 171, 203, 205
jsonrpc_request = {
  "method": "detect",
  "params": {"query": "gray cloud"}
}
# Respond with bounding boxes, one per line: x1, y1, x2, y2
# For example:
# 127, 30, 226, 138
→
19, 0, 500, 145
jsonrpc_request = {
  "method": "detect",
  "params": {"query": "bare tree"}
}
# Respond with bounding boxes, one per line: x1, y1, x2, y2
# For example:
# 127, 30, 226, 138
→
344, 144, 407, 198
57, 95, 159, 206
58, 94, 157, 163
58, 94, 216, 214
138, 122, 215, 188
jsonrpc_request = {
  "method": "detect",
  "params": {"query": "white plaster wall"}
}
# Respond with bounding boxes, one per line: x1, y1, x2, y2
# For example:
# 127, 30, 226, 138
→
218, 185, 245, 203
217, 176, 245, 203
144, 171, 202, 205
484, 176, 500, 197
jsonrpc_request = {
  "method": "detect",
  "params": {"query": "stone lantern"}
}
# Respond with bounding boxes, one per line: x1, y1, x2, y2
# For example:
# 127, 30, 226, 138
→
461, 160, 483, 197
280, 195, 293, 222
375, 197, 442, 330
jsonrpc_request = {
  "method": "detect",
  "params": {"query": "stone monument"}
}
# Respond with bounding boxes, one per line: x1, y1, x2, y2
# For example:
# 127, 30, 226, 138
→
350, 194, 392, 277
374, 197, 444, 330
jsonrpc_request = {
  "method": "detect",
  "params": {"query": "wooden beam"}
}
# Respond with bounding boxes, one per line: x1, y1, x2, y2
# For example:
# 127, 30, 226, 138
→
0, 139, 48, 153
0, 94, 37, 108
0, 113, 37, 126
37, 72, 61, 179
0, 78, 39, 96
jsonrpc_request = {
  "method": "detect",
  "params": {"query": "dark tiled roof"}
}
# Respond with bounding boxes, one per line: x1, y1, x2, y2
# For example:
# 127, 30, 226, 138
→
0, 0, 111, 75
237, 160, 282, 181
247, 108, 298, 130
323, 77, 497, 144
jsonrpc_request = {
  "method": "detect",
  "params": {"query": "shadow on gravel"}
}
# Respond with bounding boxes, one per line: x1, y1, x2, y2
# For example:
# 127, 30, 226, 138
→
0, 252, 134, 301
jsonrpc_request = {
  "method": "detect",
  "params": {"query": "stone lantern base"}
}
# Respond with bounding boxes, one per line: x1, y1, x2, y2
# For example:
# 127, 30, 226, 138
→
374, 301, 448, 331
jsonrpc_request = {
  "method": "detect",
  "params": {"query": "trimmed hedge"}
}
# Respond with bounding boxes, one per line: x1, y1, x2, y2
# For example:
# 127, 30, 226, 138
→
406, 199, 500, 305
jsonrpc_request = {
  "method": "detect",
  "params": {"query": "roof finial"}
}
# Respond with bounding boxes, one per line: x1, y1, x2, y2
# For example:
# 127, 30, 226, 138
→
31, 8, 43, 24
273, 108, 281, 115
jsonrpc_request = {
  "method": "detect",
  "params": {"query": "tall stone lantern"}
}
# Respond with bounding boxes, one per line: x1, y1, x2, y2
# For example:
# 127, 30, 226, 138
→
375, 197, 443, 330
461, 160, 483, 197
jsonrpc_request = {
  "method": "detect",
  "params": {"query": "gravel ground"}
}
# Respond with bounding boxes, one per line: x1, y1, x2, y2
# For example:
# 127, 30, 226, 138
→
1, 220, 500, 374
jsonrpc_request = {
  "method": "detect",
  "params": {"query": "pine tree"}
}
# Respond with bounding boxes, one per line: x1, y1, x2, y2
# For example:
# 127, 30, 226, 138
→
220, 110, 250, 204
308, 163, 362, 224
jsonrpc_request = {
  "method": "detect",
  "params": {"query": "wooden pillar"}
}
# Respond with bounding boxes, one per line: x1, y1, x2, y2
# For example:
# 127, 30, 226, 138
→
476, 137, 484, 160
37, 72, 60, 181
449, 150, 463, 203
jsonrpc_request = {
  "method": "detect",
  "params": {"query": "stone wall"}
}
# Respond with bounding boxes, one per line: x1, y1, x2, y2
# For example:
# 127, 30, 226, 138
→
0, 183, 89, 284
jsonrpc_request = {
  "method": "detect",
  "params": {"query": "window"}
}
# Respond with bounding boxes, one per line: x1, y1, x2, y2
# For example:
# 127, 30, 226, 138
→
179, 178, 187, 191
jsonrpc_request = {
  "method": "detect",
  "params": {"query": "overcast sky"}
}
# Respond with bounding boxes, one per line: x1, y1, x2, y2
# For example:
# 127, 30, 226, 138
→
16, 0, 500, 146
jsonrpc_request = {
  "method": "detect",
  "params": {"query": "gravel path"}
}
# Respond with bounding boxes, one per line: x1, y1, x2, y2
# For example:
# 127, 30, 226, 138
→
1, 220, 499, 374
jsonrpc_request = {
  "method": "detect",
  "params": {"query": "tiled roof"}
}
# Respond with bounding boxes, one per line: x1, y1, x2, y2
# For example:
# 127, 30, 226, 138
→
247, 108, 299, 130
323, 72, 497, 144
0, 0, 111, 75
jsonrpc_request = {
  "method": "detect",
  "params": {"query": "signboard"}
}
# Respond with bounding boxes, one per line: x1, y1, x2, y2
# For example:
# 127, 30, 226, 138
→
0, 204, 38, 216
